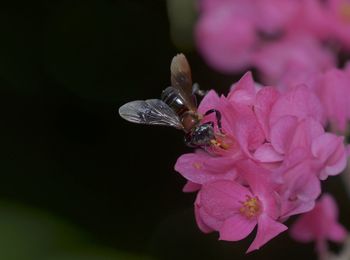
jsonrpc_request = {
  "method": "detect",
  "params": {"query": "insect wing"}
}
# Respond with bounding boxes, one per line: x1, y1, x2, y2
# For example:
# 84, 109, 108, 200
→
170, 54, 197, 110
118, 99, 184, 129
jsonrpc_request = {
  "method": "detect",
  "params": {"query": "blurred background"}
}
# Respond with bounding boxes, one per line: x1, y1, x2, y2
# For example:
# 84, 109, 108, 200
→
0, 0, 349, 259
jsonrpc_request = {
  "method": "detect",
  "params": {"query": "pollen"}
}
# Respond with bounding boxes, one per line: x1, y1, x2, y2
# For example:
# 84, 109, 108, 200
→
193, 162, 202, 170
240, 195, 262, 219
340, 2, 350, 22
210, 137, 230, 150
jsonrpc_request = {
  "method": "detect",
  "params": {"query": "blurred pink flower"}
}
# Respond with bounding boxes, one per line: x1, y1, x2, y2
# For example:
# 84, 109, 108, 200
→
285, 0, 331, 40
253, 35, 336, 86
290, 193, 348, 255
195, 160, 287, 253
195, 0, 347, 80
195, 0, 303, 73
195, 7, 257, 72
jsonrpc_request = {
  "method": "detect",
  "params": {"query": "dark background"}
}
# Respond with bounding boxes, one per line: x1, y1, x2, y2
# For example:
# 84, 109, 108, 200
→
0, 1, 349, 259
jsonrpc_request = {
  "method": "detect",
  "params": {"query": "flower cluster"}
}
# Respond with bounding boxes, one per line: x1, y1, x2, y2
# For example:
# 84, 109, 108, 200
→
175, 72, 347, 252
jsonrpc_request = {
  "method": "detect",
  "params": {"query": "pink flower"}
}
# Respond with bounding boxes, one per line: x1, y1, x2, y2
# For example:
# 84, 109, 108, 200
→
290, 194, 348, 255
195, 160, 287, 253
253, 34, 336, 86
195, 6, 257, 72
174, 72, 347, 252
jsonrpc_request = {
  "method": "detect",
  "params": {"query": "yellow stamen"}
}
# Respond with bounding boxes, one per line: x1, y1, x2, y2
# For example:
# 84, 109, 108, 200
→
210, 137, 230, 150
240, 195, 262, 219
192, 162, 202, 170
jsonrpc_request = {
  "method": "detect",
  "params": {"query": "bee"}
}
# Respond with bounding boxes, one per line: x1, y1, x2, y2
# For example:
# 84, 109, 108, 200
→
118, 54, 224, 148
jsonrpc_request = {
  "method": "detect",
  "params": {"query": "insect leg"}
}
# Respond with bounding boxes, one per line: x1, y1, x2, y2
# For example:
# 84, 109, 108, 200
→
192, 83, 208, 97
204, 109, 223, 133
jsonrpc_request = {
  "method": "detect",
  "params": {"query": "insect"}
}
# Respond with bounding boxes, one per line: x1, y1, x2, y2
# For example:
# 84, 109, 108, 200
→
118, 54, 225, 148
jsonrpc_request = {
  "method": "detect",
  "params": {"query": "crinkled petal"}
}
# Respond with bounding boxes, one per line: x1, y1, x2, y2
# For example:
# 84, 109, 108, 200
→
270, 85, 325, 125
254, 87, 280, 140
311, 133, 346, 179
282, 199, 316, 219
270, 116, 298, 154
253, 143, 284, 163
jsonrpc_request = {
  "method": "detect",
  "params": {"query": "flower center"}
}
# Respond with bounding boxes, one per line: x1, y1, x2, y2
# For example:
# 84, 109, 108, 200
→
240, 195, 262, 219
210, 133, 231, 150
340, 2, 350, 22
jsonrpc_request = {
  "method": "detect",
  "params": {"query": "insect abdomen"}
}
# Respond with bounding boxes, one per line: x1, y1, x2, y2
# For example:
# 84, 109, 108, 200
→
161, 87, 188, 116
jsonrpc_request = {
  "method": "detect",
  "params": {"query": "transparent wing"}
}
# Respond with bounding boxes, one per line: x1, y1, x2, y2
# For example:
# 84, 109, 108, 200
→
170, 53, 197, 111
118, 99, 184, 129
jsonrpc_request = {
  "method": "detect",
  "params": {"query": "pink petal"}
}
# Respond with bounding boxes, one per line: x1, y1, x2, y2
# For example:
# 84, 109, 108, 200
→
219, 214, 256, 241
311, 133, 346, 179
247, 214, 288, 253
253, 143, 284, 163
197, 206, 225, 231
282, 200, 316, 219
270, 115, 298, 154
200, 180, 251, 220
228, 71, 256, 106
287, 164, 321, 202
223, 103, 265, 156
279, 161, 321, 217
175, 152, 237, 184
270, 85, 325, 125
198, 90, 221, 115
254, 87, 280, 140
195, 196, 214, 233
182, 181, 201, 193
288, 118, 324, 152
